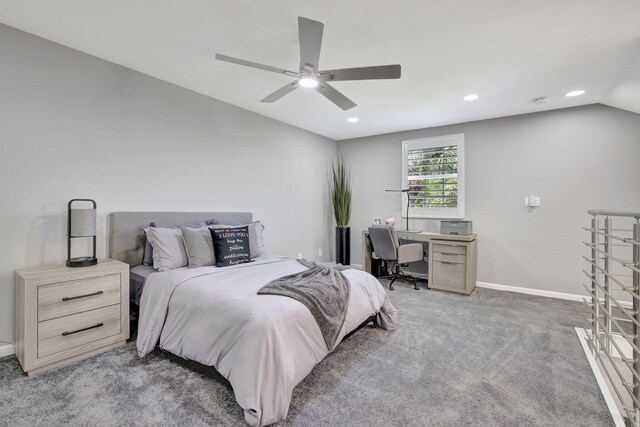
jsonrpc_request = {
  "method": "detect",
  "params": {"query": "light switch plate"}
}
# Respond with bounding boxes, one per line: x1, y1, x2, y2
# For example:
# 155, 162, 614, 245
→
525, 196, 541, 207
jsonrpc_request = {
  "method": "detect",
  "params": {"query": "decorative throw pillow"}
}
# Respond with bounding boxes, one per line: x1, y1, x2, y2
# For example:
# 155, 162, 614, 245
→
207, 220, 265, 258
143, 221, 207, 266
181, 226, 215, 268
144, 227, 188, 271
210, 226, 251, 267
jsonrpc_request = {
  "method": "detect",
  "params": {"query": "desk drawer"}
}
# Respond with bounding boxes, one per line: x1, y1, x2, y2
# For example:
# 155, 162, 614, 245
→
433, 252, 466, 264
432, 243, 467, 255
38, 304, 121, 358
38, 274, 121, 321
432, 260, 466, 290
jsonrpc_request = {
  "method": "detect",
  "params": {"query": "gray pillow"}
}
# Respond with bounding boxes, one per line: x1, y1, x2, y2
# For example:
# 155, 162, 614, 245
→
144, 227, 188, 271
207, 220, 265, 258
143, 221, 208, 266
181, 226, 215, 268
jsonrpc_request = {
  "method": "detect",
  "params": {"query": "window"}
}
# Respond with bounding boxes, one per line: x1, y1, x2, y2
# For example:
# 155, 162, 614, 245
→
402, 134, 465, 219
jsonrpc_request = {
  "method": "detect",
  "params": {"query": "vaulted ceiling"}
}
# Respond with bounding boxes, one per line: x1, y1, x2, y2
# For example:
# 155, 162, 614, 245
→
1, 0, 639, 140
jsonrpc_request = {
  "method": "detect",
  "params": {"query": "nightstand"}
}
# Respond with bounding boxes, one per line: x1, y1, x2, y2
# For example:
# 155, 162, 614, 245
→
15, 259, 129, 375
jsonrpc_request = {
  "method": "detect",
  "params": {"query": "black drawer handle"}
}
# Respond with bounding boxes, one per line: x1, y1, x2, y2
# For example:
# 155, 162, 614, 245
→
62, 323, 104, 336
62, 290, 103, 302
439, 261, 459, 265
439, 252, 463, 256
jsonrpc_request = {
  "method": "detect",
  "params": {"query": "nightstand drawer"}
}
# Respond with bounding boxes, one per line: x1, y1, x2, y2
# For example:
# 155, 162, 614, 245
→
432, 244, 466, 255
432, 260, 466, 289
38, 274, 121, 321
38, 304, 122, 358
433, 252, 466, 264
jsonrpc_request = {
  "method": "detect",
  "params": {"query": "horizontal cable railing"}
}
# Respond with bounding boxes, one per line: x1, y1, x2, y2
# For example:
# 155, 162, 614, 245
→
584, 210, 640, 425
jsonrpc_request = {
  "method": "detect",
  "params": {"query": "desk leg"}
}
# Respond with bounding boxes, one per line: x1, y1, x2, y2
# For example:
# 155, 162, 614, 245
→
363, 233, 373, 274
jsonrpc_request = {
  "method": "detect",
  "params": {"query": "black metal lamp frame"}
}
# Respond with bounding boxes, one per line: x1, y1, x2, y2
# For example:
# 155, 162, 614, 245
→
67, 199, 98, 267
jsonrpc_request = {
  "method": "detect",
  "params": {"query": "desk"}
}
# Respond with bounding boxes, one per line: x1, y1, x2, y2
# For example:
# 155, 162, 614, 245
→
362, 230, 478, 294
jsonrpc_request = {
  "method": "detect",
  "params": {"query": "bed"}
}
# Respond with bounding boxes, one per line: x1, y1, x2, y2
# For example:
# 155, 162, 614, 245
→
109, 212, 397, 426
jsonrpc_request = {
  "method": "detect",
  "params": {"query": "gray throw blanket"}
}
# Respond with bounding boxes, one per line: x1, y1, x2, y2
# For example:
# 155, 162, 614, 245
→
257, 259, 351, 351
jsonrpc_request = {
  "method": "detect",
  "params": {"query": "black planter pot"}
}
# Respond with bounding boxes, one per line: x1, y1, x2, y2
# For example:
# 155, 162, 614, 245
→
335, 227, 350, 265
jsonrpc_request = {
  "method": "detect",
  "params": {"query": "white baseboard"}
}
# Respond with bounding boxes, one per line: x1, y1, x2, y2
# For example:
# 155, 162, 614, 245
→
354, 269, 618, 306
476, 281, 586, 302
0, 343, 15, 358
575, 328, 626, 427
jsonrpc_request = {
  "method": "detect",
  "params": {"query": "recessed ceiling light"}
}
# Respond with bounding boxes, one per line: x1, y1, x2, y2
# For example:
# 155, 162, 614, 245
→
299, 76, 318, 88
463, 94, 478, 101
347, 117, 358, 123
565, 90, 585, 97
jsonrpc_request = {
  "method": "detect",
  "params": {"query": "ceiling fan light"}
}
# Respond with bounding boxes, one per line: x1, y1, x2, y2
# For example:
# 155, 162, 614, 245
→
299, 76, 318, 88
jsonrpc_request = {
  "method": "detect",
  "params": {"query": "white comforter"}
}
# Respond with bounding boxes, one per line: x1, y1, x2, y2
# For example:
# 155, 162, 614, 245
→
137, 256, 397, 426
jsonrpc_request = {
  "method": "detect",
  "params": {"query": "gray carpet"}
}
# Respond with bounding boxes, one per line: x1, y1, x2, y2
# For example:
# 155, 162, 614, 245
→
0, 282, 613, 427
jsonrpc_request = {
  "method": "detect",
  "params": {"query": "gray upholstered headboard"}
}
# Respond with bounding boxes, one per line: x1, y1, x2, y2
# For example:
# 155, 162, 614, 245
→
109, 212, 252, 267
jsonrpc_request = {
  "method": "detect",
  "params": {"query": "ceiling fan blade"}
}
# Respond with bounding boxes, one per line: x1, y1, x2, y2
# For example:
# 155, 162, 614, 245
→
319, 64, 401, 82
215, 53, 297, 76
315, 82, 357, 111
298, 17, 324, 71
260, 81, 299, 103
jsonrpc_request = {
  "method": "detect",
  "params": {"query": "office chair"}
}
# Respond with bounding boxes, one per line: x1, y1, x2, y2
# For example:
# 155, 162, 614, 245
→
368, 225, 423, 290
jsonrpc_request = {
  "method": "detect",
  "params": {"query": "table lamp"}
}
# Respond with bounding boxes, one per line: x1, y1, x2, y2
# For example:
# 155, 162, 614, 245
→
385, 189, 410, 231
67, 199, 98, 267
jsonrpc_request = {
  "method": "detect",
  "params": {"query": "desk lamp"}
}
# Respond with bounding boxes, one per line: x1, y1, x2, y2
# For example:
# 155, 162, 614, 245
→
385, 189, 410, 231
67, 199, 98, 267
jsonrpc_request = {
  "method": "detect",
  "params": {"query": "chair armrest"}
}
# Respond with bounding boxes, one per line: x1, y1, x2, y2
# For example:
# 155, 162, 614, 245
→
397, 243, 424, 264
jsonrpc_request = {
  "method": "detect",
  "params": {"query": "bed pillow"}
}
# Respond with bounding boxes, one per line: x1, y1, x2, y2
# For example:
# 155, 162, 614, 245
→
207, 220, 265, 258
143, 236, 154, 266
181, 226, 215, 268
211, 226, 251, 267
143, 221, 208, 266
144, 227, 188, 271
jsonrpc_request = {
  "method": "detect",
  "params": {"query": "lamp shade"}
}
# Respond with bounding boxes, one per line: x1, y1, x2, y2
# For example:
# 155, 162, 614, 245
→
70, 208, 96, 237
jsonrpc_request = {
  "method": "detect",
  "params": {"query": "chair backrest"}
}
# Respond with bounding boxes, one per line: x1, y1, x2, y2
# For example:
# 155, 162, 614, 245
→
368, 225, 400, 261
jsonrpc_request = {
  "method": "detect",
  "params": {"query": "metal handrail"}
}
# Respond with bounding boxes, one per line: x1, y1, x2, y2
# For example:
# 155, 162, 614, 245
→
583, 227, 640, 246
587, 209, 640, 218
584, 304, 640, 374
582, 257, 639, 302
584, 242, 640, 274
584, 210, 640, 426
582, 275, 640, 328
587, 329, 638, 421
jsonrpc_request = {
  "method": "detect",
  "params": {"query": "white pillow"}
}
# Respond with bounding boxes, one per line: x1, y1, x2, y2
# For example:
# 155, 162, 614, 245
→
144, 227, 188, 271
254, 222, 266, 255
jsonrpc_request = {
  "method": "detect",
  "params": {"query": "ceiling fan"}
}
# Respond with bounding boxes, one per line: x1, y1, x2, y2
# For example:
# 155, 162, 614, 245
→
215, 16, 401, 111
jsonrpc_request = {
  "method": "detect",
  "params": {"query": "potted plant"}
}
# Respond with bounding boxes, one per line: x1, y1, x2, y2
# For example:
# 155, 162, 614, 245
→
331, 156, 352, 265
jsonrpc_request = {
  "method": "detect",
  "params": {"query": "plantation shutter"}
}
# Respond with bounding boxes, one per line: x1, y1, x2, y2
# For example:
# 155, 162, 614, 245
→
407, 145, 458, 208
402, 134, 465, 218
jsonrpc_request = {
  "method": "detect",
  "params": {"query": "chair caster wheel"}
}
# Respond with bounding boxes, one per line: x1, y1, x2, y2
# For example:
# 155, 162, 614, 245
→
414, 285, 420, 290
389, 285, 395, 291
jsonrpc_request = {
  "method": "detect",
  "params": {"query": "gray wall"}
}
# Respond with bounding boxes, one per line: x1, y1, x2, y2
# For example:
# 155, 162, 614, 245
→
338, 104, 640, 295
0, 24, 337, 345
